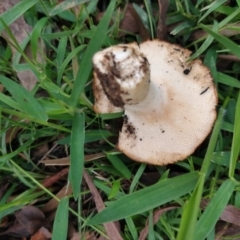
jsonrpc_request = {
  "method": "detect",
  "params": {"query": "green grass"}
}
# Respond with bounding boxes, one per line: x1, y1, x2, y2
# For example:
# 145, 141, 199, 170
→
0, 0, 240, 239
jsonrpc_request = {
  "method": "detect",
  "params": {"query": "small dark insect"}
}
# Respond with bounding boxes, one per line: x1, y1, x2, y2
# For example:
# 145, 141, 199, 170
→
183, 68, 191, 75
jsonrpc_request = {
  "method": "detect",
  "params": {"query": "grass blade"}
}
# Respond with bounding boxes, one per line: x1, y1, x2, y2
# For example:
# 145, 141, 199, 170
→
200, 24, 240, 58
49, 0, 91, 16
0, 76, 48, 121
0, 0, 38, 31
88, 171, 199, 225
217, 72, 240, 88
177, 107, 225, 240
229, 91, 240, 178
198, 0, 227, 23
52, 197, 69, 240
107, 153, 132, 179
69, 0, 117, 108
69, 112, 85, 200
195, 179, 236, 240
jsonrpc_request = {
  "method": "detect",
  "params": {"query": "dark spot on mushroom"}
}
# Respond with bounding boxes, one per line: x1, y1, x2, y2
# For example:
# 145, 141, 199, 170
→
140, 138, 142, 141
123, 115, 128, 124
162, 130, 165, 133
183, 68, 192, 75
104, 54, 110, 61
123, 46, 127, 52
124, 122, 137, 139
126, 98, 132, 102
94, 67, 124, 107
173, 48, 180, 51
112, 65, 121, 78
126, 124, 135, 135
200, 87, 209, 95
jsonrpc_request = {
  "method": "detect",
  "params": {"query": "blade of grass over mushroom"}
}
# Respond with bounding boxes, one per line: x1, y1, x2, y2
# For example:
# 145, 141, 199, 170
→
88, 171, 199, 225
0, 0, 38, 32
195, 179, 236, 240
52, 197, 69, 240
200, 24, 240, 58
0, 76, 48, 121
177, 107, 225, 240
229, 91, 240, 178
69, 0, 117, 108
49, 0, 91, 16
69, 112, 85, 200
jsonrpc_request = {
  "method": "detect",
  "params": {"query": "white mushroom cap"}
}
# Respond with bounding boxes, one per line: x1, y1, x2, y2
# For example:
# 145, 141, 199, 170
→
92, 40, 218, 165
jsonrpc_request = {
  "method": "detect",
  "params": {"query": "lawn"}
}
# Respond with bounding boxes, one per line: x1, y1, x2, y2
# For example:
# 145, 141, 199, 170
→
0, 0, 240, 239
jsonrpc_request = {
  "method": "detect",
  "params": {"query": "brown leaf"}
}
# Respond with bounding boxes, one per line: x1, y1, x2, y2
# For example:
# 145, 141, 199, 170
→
40, 153, 106, 166
41, 168, 69, 188
30, 227, 52, 240
119, 4, 150, 41
0, 206, 45, 238
216, 221, 240, 239
201, 200, 240, 227
0, 84, 4, 92
71, 232, 98, 240
83, 170, 123, 240
157, 0, 169, 40
220, 205, 240, 226
0, 0, 46, 91
0, 182, 10, 200
139, 206, 178, 240
41, 184, 72, 217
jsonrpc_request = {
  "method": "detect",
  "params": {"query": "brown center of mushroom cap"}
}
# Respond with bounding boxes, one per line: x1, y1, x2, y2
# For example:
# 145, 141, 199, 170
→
92, 45, 150, 107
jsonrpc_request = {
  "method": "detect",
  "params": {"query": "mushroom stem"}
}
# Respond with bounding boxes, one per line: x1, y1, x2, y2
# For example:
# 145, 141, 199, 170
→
93, 45, 150, 107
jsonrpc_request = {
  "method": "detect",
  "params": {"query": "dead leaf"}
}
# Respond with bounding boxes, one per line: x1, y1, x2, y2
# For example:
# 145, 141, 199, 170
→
40, 152, 106, 165
157, 0, 169, 40
0, 206, 45, 238
0, 84, 4, 92
0, 181, 10, 199
139, 206, 178, 240
0, 0, 46, 91
70, 232, 98, 240
83, 170, 122, 240
119, 4, 150, 40
220, 205, 240, 226
201, 200, 240, 227
30, 226, 52, 240
216, 221, 240, 240
218, 55, 240, 62
42, 184, 72, 217
41, 168, 69, 188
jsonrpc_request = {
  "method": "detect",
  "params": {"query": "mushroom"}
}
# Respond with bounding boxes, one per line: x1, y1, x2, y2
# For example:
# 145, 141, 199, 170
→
92, 40, 218, 165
